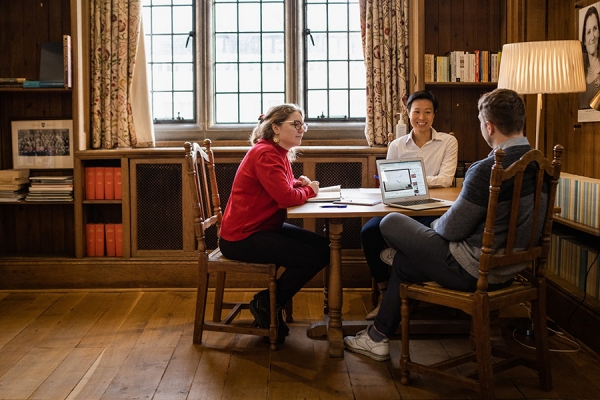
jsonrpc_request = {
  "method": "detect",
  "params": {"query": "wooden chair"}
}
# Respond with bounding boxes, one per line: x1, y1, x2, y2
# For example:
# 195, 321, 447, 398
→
399, 145, 563, 400
184, 140, 278, 350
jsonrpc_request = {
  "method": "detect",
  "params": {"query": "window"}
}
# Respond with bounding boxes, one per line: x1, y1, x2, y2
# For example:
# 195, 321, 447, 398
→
142, 0, 365, 139
142, 0, 195, 123
305, 0, 365, 121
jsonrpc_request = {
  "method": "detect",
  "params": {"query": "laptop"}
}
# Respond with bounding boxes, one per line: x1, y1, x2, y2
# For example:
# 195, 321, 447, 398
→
376, 158, 455, 210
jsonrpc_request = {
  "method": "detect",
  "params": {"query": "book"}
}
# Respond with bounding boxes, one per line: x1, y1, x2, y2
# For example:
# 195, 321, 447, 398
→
105, 224, 116, 256
0, 78, 26, 83
115, 223, 123, 257
424, 54, 435, 83
0, 82, 24, 88
95, 167, 105, 200
306, 185, 342, 202
0, 169, 29, 182
85, 167, 96, 200
39, 41, 64, 84
114, 167, 122, 200
95, 224, 105, 256
23, 80, 64, 88
104, 167, 114, 200
0, 183, 28, 191
86, 224, 96, 256
63, 34, 72, 88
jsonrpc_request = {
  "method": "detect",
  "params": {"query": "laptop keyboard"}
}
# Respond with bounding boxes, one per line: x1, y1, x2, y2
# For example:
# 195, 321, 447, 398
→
401, 198, 441, 206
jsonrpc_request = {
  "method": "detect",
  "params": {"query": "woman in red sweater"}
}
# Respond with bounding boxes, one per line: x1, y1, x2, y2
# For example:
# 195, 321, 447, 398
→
219, 104, 331, 343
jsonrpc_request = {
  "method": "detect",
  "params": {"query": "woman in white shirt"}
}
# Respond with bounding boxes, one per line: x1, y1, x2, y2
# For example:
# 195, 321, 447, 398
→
362, 90, 458, 320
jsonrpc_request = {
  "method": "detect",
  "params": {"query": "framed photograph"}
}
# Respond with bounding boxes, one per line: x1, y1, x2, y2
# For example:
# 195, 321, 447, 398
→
11, 119, 74, 169
578, 2, 600, 122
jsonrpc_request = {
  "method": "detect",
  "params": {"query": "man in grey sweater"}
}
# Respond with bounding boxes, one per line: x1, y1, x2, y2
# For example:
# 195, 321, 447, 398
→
344, 88, 547, 361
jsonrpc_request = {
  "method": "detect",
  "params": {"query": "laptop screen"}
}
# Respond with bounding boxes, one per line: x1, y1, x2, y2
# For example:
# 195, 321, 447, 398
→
377, 158, 429, 202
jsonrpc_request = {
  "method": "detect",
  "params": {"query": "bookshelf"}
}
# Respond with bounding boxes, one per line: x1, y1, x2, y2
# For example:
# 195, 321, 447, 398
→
0, 0, 84, 257
408, 0, 510, 163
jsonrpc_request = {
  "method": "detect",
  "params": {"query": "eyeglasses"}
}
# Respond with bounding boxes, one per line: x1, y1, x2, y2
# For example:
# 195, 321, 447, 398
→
282, 120, 308, 132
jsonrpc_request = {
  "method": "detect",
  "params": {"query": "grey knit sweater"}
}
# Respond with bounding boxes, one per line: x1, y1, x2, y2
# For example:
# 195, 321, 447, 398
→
431, 137, 547, 284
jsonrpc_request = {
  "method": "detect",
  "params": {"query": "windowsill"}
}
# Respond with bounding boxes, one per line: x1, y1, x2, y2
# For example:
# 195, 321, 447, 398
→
152, 121, 370, 144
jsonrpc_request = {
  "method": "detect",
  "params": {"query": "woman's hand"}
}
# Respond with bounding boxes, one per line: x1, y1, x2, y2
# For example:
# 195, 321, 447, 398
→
309, 181, 320, 195
297, 175, 311, 186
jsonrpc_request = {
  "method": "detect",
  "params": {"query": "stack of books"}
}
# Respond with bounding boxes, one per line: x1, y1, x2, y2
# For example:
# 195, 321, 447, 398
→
0, 169, 29, 202
26, 175, 73, 202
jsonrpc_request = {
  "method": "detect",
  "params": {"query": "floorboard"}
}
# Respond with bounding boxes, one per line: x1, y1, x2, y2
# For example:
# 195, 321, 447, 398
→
0, 289, 598, 400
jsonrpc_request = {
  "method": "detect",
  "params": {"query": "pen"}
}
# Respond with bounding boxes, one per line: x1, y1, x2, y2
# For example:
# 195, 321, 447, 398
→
320, 205, 347, 208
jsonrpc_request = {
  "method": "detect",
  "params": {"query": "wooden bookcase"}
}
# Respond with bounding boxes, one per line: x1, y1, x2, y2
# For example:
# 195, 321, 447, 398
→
0, 0, 84, 257
408, 0, 512, 163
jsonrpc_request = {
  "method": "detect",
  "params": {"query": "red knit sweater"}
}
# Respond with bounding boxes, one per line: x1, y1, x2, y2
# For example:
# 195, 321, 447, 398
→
220, 139, 316, 241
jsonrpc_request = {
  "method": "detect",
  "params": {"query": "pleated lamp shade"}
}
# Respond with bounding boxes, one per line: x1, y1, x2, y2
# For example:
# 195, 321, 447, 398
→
498, 40, 585, 94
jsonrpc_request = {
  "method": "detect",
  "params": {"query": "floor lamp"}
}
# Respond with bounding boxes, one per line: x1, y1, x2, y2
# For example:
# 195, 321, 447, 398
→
497, 40, 586, 150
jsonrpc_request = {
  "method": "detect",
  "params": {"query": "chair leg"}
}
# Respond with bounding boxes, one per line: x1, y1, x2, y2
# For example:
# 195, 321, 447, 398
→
193, 265, 210, 344
268, 265, 278, 351
322, 264, 330, 314
472, 295, 494, 400
213, 271, 226, 322
399, 286, 411, 385
532, 282, 552, 391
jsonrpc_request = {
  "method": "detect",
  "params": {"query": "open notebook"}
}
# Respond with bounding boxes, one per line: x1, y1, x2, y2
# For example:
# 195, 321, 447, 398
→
306, 185, 341, 202
376, 158, 454, 210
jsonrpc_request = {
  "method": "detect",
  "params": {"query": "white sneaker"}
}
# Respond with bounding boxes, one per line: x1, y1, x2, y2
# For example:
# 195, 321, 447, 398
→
380, 248, 396, 266
343, 328, 390, 361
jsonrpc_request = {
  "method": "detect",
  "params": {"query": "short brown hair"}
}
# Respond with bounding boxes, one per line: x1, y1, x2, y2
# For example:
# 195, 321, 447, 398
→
478, 89, 525, 135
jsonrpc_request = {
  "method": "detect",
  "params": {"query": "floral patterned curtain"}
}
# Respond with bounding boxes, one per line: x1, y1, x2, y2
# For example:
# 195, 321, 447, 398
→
359, 0, 409, 146
90, 0, 155, 148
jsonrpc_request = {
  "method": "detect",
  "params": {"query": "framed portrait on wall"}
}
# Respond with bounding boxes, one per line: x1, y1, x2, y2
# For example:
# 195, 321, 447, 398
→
578, 2, 600, 122
11, 119, 74, 169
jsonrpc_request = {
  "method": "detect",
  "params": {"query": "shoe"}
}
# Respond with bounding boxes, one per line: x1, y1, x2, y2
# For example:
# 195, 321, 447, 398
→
250, 295, 288, 344
249, 296, 270, 329
343, 328, 390, 361
380, 248, 396, 266
365, 289, 385, 320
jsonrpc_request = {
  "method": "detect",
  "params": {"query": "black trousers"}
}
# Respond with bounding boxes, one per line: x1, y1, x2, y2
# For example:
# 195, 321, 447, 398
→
219, 223, 330, 306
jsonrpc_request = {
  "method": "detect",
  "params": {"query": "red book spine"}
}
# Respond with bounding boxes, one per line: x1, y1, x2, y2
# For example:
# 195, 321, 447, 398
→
104, 167, 114, 200
105, 223, 116, 256
86, 224, 96, 256
114, 167, 122, 200
95, 224, 105, 256
95, 167, 105, 200
85, 167, 96, 200
115, 223, 123, 257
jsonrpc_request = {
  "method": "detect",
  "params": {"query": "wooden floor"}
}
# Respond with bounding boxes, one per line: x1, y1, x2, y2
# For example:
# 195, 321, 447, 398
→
0, 289, 599, 400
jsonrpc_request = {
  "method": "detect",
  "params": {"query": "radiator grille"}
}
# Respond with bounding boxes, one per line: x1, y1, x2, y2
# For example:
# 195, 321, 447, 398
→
136, 163, 183, 250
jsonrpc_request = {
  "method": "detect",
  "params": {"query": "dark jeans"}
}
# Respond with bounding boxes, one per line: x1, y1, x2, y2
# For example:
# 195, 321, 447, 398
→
360, 215, 439, 284
373, 213, 511, 337
219, 223, 330, 307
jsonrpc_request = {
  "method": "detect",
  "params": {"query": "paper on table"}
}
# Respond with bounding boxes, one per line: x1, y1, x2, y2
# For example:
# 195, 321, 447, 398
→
333, 198, 381, 206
